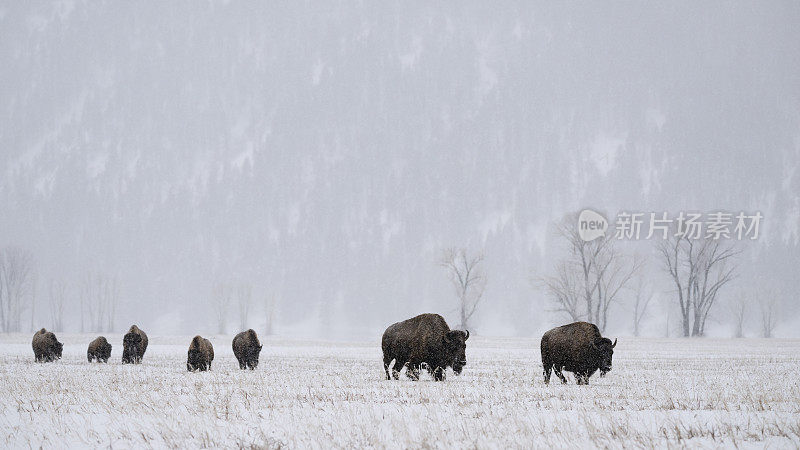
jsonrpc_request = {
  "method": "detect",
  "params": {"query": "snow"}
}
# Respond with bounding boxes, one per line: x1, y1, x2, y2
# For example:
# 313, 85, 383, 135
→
1, 334, 798, 448
1, 3, 798, 337
590, 131, 627, 177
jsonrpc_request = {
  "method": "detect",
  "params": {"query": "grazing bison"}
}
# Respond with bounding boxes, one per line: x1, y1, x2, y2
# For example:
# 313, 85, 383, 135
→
187, 336, 214, 371
541, 321, 617, 385
122, 324, 149, 364
87, 336, 112, 363
232, 329, 262, 370
32, 328, 63, 362
381, 313, 469, 381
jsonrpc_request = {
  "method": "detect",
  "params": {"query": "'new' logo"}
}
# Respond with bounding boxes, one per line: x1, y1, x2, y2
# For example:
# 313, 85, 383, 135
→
577, 209, 608, 241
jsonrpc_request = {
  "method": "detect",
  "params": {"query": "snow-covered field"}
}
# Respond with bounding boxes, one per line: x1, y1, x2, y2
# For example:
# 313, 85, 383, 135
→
1, 333, 799, 448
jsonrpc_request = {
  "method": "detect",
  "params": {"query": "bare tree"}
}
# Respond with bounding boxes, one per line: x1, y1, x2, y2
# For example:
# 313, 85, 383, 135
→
659, 295, 673, 338
540, 215, 642, 332
264, 294, 277, 335
555, 217, 611, 323
81, 272, 119, 332
48, 279, 68, 332
81, 274, 96, 332
440, 248, 486, 330
630, 276, 655, 337
759, 294, 779, 338
237, 283, 252, 331
539, 260, 582, 322
657, 227, 739, 337
29, 273, 37, 332
105, 277, 119, 332
0, 247, 36, 332
593, 248, 645, 332
211, 283, 231, 334
729, 293, 748, 338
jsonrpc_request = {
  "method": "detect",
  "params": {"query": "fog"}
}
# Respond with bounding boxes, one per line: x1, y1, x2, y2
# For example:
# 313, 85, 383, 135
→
1, 2, 798, 338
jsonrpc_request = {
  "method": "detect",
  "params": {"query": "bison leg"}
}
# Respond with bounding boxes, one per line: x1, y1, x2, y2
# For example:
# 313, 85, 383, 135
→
406, 364, 420, 381
389, 361, 403, 380
433, 366, 446, 382
383, 356, 394, 380
554, 366, 568, 384
542, 357, 554, 384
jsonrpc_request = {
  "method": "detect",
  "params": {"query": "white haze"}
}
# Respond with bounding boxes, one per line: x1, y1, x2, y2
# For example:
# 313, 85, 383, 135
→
0, 2, 798, 338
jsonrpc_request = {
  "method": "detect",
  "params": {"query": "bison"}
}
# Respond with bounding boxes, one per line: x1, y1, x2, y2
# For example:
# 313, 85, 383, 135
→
32, 328, 63, 362
541, 321, 617, 385
232, 329, 262, 370
187, 335, 214, 371
87, 336, 112, 363
381, 313, 469, 381
122, 324, 149, 364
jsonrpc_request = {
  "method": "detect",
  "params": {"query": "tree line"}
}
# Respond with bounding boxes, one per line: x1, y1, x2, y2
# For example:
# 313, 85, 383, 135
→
537, 213, 781, 337
0, 246, 121, 333
0, 220, 784, 337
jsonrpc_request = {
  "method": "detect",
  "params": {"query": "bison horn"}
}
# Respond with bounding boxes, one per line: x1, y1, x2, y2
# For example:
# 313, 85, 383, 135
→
612, 338, 617, 348
464, 330, 470, 340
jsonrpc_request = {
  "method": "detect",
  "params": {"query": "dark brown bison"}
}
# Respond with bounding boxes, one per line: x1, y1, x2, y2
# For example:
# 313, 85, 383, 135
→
232, 329, 262, 370
187, 335, 214, 371
541, 321, 617, 385
87, 336, 112, 363
381, 313, 469, 381
32, 328, 63, 362
122, 324, 148, 364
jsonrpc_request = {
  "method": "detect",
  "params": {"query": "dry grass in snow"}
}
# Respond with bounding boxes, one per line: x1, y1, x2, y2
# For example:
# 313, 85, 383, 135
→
0, 333, 799, 448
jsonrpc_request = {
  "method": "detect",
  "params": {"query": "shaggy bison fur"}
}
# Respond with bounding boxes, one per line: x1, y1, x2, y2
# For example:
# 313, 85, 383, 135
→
87, 336, 112, 363
32, 328, 63, 362
232, 329, 262, 370
187, 335, 214, 371
381, 313, 469, 381
122, 324, 149, 364
541, 321, 617, 385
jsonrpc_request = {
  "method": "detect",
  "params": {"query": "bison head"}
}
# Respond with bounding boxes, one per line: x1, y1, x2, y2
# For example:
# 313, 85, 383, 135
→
247, 344, 263, 369
54, 341, 63, 359
445, 330, 469, 374
593, 337, 616, 376
187, 347, 204, 370
100, 343, 112, 359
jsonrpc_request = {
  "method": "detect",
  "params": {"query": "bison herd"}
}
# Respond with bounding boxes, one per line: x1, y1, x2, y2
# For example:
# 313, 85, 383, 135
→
30, 315, 617, 385
381, 314, 616, 385
31, 325, 264, 373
